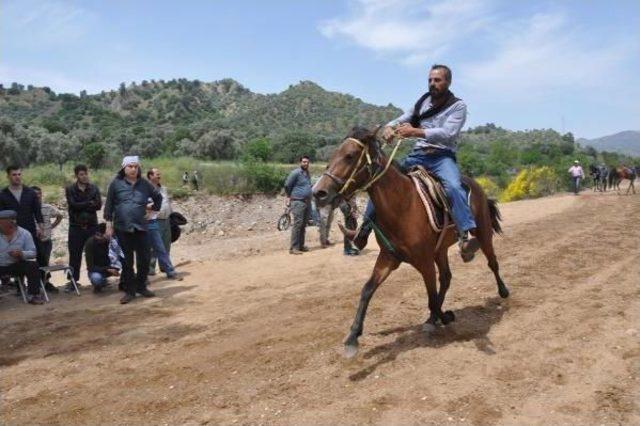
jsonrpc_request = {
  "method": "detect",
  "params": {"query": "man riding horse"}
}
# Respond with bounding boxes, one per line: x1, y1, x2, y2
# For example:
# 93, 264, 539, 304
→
342, 64, 479, 261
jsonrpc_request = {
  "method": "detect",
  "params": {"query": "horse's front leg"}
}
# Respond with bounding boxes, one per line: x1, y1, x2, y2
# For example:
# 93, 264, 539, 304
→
418, 260, 442, 333
344, 251, 399, 358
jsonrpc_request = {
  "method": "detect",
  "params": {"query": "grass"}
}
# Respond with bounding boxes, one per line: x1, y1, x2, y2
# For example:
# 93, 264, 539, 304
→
19, 157, 328, 203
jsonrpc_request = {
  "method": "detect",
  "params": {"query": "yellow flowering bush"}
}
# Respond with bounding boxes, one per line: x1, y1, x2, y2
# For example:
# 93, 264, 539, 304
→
475, 176, 501, 199
500, 166, 558, 202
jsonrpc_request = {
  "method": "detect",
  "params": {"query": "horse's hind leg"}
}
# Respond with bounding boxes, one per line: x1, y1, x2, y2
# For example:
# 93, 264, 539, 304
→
344, 251, 399, 357
434, 249, 454, 325
477, 230, 509, 298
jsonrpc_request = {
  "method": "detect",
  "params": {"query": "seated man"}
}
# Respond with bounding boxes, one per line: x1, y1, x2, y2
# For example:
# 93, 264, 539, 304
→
84, 223, 121, 293
343, 64, 479, 261
0, 210, 44, 304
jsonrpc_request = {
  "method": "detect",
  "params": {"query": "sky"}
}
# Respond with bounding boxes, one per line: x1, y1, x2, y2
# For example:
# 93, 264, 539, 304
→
1, 0, 639, 139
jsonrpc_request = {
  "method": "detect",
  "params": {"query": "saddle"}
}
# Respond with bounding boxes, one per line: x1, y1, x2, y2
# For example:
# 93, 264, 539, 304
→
407, 166, 471, 237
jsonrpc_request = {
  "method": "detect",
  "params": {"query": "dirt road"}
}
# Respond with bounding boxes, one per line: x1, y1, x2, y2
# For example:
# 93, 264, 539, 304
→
1, 191, 638, 425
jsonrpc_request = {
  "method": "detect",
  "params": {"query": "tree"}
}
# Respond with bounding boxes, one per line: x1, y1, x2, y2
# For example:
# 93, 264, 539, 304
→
243, 137, 272, 162
36, 132, 80, 171
273, 132, 316, 163
83, 143, 107, 169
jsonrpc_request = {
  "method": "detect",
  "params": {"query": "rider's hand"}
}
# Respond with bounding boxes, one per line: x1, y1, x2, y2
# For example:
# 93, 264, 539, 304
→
382, 126, 395, 142
396, 123, 422, 138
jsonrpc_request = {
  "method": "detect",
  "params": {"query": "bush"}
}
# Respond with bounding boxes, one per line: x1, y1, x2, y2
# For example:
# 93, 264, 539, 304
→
475, 176, 501, 199
243, 137, 272, 162
500, 166, 558, 202
241, 160, 286, 193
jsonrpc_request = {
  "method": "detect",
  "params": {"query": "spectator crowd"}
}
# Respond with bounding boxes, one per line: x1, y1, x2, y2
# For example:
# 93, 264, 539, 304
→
0, 156, 182, 305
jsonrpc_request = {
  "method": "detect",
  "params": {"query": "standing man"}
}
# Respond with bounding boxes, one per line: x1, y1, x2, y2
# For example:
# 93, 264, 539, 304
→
317, 203, 335, 249
191, 170, 200, 191
182, 171, 189, 187
339, 198, 359, 256
284, 155, 312, 255
146, 168, 180, 280
32, 186, 63, 292
341, 64, 479, 262
0, 210, 44, 304
65, 164, 101, 291
568, 160, 584, 195
104, 156, 162, 304
0, 166, 44, 254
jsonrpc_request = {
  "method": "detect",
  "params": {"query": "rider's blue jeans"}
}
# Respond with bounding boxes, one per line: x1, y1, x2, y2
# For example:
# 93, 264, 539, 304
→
362, 150, 477, 235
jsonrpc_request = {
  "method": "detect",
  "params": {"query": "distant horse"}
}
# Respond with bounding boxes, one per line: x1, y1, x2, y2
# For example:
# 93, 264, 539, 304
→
609, 166, 636, 195
589, 165, 604, 192
313, 126, 509, 357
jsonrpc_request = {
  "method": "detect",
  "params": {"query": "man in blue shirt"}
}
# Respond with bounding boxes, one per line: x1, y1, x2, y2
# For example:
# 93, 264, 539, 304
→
343, 64, 479, 261
0, 210, 44, 304
284, 155, 312, 255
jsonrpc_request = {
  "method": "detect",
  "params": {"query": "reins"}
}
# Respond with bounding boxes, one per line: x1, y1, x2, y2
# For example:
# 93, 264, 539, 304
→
324, 136, 405, 197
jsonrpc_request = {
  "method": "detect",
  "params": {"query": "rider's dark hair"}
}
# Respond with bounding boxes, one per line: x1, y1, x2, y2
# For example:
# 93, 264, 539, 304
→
300, 155, 310, 161
431, 64, 452, 82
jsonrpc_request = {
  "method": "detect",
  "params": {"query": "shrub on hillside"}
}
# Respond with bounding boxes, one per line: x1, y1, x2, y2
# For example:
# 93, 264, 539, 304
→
241, 160, 286, 194
475, 176, 501, 199
500, 166, 558, 202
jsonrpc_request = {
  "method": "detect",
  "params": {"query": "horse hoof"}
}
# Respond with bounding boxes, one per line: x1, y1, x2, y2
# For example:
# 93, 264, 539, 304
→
499, 286, 510, 298
422, 322, 437, 333
344, 344, 359, 358
442, 310, 456, 324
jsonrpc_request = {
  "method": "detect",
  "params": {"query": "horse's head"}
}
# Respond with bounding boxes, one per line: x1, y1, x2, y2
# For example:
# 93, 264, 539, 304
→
313, 126, 383, 208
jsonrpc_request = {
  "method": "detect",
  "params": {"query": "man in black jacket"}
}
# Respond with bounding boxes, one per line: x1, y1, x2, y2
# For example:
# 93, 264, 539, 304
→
65, 164, 101, 291
0, 165, 44, 246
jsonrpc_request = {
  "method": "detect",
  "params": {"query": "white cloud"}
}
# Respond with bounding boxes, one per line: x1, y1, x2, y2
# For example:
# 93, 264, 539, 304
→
319, 0, 493, 63
459, 12, 639, 98
3, 0, 95, 47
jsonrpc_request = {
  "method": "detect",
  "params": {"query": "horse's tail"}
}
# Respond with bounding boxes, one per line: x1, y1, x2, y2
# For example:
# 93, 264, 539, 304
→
487, 198, 503, 235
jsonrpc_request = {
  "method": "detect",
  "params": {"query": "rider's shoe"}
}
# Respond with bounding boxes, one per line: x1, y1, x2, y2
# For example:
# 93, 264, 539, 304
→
459, 231, 480, 263
338, 224, 369, 251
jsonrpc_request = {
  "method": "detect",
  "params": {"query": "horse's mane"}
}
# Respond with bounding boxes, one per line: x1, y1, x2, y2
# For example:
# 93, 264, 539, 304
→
346, 126, 403, 174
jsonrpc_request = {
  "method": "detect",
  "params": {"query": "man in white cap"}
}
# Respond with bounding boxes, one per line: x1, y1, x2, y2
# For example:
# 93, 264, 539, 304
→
104, 156, 163, 304
0, 210, 44, 304
568, 160, 584, 195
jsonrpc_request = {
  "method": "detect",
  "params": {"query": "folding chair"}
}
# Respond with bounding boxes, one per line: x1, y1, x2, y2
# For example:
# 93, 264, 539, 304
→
8, 270, 50, 303
40, 264, 80, 296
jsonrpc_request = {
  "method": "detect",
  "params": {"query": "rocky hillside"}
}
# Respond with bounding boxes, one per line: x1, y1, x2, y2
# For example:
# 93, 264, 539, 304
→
577, 130, 640, 157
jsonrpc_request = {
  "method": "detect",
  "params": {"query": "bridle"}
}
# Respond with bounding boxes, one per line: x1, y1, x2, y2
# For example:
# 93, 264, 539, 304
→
322, 135, 405, 198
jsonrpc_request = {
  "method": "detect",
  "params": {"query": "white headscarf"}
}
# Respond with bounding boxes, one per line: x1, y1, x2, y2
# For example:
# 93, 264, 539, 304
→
121, 155, 140, 169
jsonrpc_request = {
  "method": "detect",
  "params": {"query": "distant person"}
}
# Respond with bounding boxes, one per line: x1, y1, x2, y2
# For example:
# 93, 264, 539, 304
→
84, 223, 121, 293
182, 171, 189, 186
317, 203, 335, 249
339, 198, 359, 256
0, 210, 44, 304
284, 155, 312, 255
104, 156, 162, 304
190, 170, 200, 191
32, 186, 63, 293
146, 168, 180, 280
0, 165, 45, 254
568, 160, 584, 195
65, 164, 101, 291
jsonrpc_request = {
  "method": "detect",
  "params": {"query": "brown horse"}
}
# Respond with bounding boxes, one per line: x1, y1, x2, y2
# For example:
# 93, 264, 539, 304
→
313, 127, 509, 357
610, 166, 636, 195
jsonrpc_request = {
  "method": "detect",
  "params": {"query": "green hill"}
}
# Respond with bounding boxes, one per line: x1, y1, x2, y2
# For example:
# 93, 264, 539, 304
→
0, 79, 400, 167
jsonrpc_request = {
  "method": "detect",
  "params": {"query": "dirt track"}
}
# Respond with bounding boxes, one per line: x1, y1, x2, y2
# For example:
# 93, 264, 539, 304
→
1, 191, 639, 425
